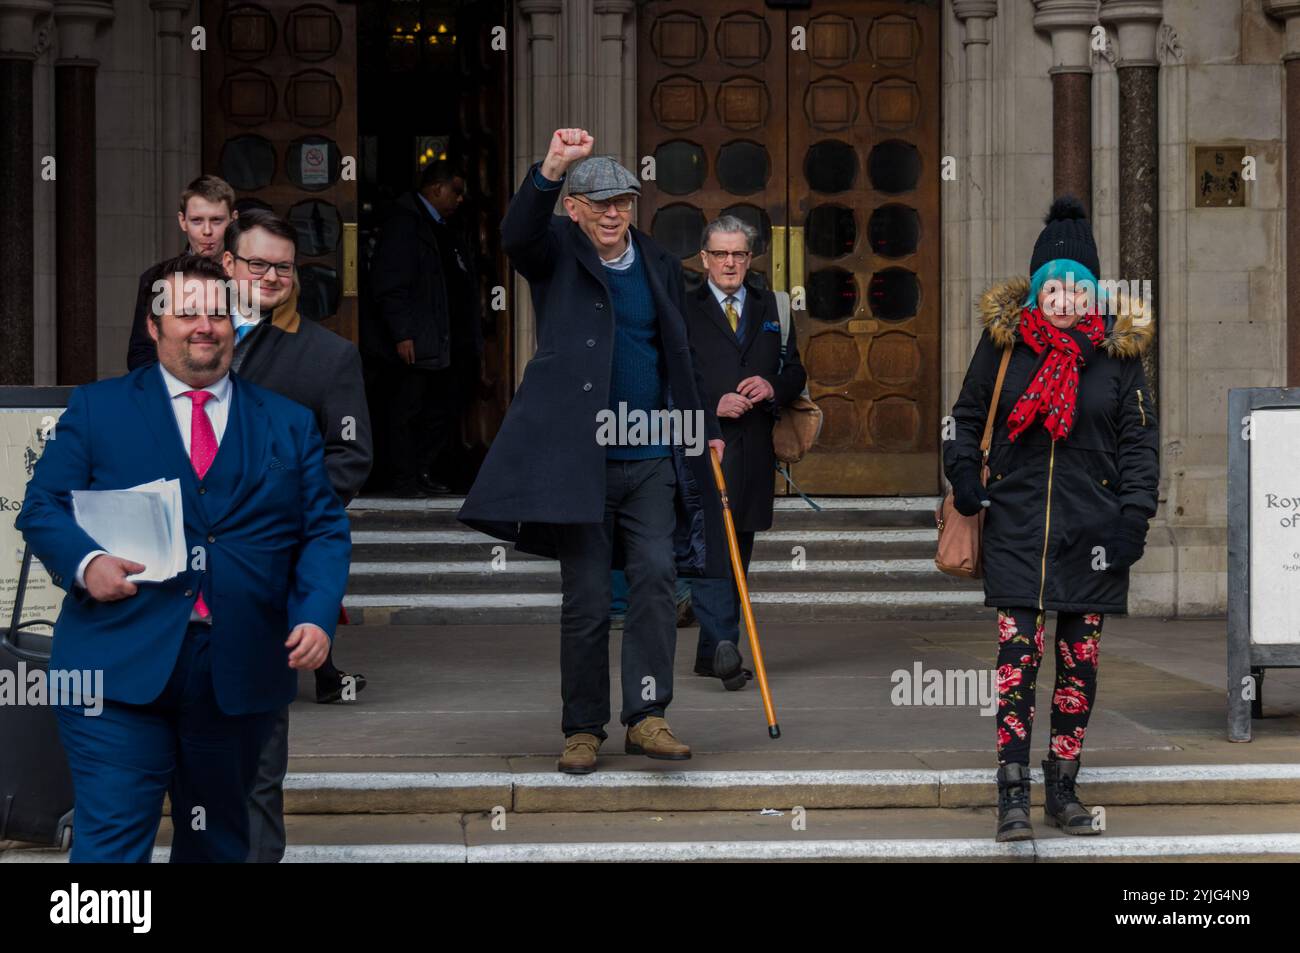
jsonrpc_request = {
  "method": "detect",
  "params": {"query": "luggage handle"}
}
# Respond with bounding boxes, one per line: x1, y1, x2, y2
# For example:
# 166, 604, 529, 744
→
1, 545, 57, 664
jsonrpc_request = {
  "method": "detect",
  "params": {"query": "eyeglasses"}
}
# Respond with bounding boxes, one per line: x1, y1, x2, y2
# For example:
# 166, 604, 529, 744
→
574, 195, 635, 214
234, 254, 295, 277
703, 250, 752, 263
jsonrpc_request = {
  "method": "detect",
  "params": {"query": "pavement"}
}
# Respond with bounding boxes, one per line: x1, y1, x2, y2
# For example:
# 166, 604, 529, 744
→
289, 616, 1300, 770
9, 616, 1300, 861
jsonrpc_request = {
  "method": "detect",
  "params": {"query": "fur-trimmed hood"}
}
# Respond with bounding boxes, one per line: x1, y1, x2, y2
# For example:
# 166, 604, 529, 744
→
978, 277, 1155, 360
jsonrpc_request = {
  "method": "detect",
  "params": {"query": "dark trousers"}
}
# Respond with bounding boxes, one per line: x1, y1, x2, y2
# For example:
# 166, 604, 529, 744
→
553, 457, 678, 738
994, 608, 1104, 766
54, 623, 277, 863
385, 360, 466, 489
691, 530, 755, 663
246, 705, 289, 863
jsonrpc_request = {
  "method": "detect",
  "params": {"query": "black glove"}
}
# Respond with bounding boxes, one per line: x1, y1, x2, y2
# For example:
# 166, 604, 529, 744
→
1107, 508, 1149, 571
950, 468, 990, 517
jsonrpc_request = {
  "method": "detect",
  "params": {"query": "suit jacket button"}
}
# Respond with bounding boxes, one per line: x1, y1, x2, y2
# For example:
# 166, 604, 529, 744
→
586, 339, 595, 347
583, 382, 593, 392
595, 302, 604, 310
198, 486, 206, 495
207, 534, 215, 543
184, 589, 193, 598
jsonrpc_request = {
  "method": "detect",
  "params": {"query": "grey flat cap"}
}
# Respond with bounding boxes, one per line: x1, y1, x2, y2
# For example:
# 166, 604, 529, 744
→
568, 155, 641, 201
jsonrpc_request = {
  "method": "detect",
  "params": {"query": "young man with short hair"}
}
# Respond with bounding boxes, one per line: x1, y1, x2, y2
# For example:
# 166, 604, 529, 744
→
126, 175, 237, 371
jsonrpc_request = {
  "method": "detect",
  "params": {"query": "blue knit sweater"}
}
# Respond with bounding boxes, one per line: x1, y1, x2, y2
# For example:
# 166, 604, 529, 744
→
604, 251, 670, 460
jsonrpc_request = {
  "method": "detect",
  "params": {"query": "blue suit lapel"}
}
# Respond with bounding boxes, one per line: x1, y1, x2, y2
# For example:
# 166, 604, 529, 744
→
210, 375, 269, 528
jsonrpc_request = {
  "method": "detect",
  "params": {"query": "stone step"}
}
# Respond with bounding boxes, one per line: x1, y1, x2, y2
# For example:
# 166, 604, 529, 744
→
342, 589, 988, 625
10, 803, 1300, 862
349, 529, 942, 563
343, 559, 980, 595
259, 764, 1300, 816
347, 496, 943, 533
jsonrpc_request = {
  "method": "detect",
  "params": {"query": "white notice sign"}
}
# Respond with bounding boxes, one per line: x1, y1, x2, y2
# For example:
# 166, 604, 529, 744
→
0, 407, 66, 631
1248, 408, 1300, 644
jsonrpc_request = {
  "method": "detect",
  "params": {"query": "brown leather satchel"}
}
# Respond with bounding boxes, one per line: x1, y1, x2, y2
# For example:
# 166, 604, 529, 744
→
771, 291, 823, 464
935, 346, 1012, 578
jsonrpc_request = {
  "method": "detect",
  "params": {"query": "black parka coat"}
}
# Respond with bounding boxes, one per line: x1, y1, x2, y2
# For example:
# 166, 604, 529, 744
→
943, 278, 1160, 614
458, 165, 729, 579
686, 282, 807, 533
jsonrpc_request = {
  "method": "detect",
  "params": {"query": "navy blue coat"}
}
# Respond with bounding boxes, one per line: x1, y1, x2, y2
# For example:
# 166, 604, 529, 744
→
459, 164, 729, 578
16, 365, 352, 715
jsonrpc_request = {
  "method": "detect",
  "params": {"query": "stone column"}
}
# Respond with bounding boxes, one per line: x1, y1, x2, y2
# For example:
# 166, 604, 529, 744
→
593, 0, 635, 170
1033, 0, 1098, 213
952, 1, 998, 371
150, 0, 192, 257
53, 0, 112, 385
0, 0, 52, 385
1267, 0, 1300, 384
1100, 0, 1161, 396
513, 0, 563, 380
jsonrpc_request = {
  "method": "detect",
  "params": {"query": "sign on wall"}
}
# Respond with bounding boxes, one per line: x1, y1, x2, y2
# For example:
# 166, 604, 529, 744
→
0, 393, 70, 633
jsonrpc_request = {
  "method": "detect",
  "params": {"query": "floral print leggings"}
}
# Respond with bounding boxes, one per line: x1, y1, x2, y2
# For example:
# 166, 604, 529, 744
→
995, 608, 1103, 766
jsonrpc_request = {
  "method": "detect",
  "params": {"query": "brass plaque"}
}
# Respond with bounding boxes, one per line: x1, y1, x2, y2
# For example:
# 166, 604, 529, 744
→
1194, 146, 1248, 208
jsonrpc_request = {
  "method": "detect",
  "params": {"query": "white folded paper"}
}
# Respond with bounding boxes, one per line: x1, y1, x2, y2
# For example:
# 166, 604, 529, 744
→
71, 478, 187, 583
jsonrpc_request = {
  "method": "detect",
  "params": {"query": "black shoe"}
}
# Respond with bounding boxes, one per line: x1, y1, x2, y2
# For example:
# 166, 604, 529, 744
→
315, 671, 368, 704
712, 642, 748, 691
995, 763, 1034, 842
1042, 758, 1100, 835
391, 480, 432, 498
418, 471, 453, 495
694, 657, 754, 680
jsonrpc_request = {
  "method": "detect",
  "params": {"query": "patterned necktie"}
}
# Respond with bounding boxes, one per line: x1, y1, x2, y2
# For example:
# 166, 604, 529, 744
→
184, 390, 217, 618
725, 297, 740, 334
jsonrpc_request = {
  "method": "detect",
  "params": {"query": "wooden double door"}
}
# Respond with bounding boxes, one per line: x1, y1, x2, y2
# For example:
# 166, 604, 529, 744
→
637, 1, 941, 496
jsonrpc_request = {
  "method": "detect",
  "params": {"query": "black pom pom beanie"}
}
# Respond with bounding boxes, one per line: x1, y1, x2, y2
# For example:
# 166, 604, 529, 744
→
1030, 195, 1099, 278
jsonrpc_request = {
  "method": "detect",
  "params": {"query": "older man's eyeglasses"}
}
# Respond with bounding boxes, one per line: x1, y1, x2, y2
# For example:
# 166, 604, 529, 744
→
703, 250, 752, 263
235, 254, 295, 278
574, 195, 635, 214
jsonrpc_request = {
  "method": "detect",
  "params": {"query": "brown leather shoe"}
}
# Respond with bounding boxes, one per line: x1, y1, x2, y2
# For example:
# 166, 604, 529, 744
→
557, 733, 601, 774
625, 716, 691, 760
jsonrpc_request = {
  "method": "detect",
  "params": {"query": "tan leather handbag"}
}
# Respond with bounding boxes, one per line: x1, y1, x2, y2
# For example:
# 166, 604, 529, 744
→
935, 347, 1012, 578
771, 291, 823, 464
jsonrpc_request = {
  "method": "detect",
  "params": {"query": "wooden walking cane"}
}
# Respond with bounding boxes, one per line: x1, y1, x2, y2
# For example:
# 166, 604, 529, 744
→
709, 447, 780, 739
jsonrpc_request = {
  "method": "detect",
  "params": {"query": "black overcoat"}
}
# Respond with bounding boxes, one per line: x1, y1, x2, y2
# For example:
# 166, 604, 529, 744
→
685, 282, 806, 532
458, 164, 729, 578
944, 278, 1160, 614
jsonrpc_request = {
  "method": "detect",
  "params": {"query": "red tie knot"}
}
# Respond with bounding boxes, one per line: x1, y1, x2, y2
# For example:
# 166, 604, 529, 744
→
184, 390, 213, 408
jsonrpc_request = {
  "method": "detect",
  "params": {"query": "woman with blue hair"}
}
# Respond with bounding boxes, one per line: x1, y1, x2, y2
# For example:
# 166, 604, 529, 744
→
943, 196, 1159, 843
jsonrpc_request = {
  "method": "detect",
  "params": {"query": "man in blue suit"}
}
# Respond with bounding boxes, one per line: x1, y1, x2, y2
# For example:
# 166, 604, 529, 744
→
16, 253, 351, 863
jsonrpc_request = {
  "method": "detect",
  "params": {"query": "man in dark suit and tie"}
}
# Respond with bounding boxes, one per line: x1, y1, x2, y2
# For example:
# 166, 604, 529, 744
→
686, 216, 807, 690
17, 253, 351, 863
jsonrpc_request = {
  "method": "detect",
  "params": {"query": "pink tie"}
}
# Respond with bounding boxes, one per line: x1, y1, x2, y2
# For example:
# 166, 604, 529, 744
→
185, 391, 217, 618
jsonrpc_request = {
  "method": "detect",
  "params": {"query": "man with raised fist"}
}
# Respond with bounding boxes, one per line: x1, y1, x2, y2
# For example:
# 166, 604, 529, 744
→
459, 129, 729, 774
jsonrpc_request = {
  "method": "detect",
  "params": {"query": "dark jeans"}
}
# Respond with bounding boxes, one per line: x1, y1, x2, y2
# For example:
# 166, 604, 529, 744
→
994, 608, 1104, 766
691, 530, 755, 663
553, 457, 677, 739
610, 570, 691, 617
246, 705, 289, 863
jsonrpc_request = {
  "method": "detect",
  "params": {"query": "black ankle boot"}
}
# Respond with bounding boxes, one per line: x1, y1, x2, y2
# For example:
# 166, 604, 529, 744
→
995, 763, 1034, 842
1042, 758, 1100, 835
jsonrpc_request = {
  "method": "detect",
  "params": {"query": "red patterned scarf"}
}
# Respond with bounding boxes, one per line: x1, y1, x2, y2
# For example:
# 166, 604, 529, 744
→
1005, 307, 1106, 442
